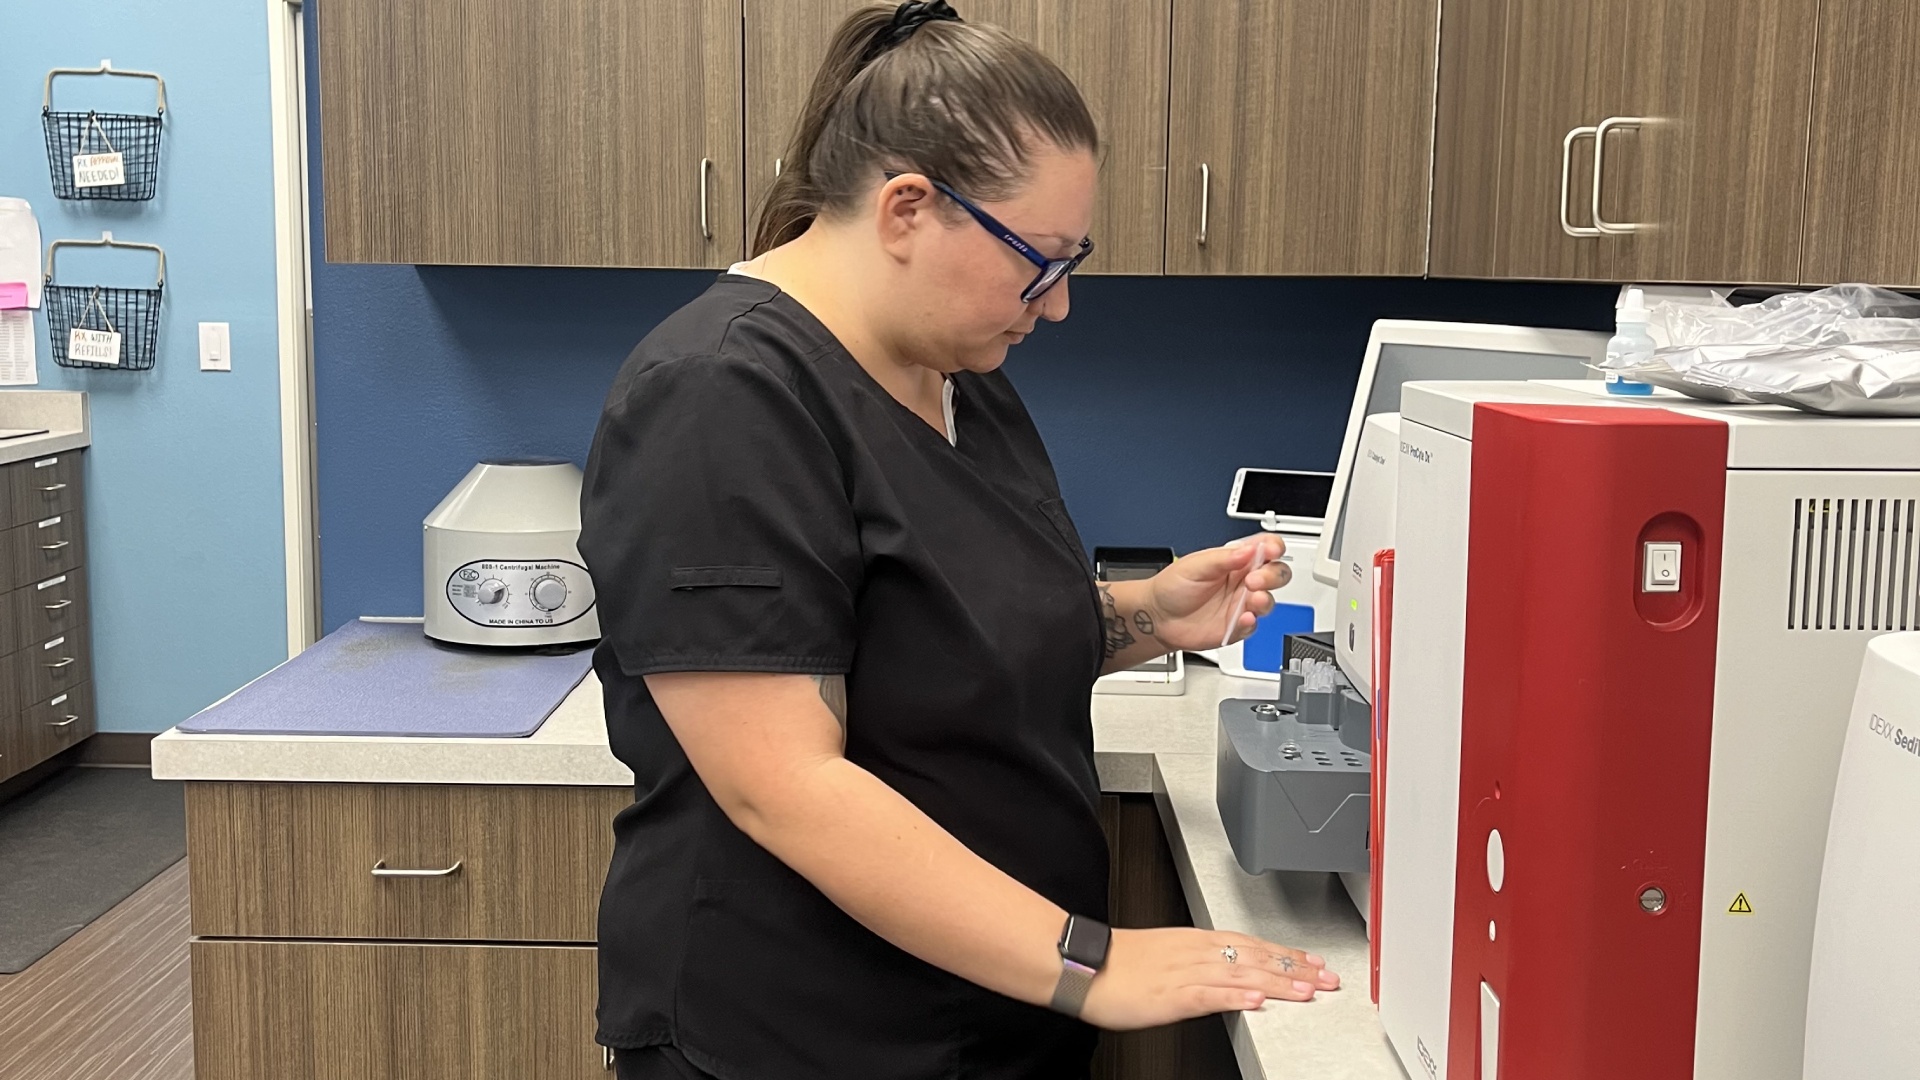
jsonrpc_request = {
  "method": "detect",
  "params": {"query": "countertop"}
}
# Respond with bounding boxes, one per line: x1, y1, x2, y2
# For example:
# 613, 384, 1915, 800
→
152, 661, 1404, 1080
0, 391, 89, 466
151, 659, 1270, 792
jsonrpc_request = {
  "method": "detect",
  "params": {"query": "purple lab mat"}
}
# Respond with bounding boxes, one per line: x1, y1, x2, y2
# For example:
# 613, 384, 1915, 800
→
177, 619, 595, 738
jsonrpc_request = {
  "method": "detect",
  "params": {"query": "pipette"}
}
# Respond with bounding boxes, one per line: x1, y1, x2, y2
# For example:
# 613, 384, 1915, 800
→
1219, 542, 1272, 649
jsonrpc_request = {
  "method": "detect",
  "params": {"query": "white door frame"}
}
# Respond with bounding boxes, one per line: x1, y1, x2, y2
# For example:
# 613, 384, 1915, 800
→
267, 0, 321, 654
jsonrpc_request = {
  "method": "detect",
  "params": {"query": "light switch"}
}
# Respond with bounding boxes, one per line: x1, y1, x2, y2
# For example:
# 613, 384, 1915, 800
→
198, 322, 231, 371
1643, 542, 1682, 593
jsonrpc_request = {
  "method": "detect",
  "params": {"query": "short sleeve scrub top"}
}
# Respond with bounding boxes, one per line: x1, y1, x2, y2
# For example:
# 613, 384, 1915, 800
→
580, 274, 1111, 1080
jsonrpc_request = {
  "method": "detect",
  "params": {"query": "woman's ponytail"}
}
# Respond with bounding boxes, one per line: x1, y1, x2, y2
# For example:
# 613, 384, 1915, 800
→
752, 6, 899, 255
749, 2, 1098, 258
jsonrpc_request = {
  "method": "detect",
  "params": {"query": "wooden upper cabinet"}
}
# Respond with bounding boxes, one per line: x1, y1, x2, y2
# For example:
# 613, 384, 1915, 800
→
743, 0, 1171, 274
1801, 0, 1920, 287
1430, 0, 1622, 280
317, 0, 744, 267
1602, 0, 1818, 285
1433, 0, 1817, 285
1166, 0, 1439, 276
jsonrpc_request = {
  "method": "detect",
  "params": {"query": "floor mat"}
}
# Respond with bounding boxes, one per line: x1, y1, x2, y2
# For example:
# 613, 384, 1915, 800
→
0, 768, 185, 974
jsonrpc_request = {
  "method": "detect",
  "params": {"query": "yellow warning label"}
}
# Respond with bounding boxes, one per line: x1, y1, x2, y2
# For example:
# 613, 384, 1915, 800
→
1728, 892, 1754, 915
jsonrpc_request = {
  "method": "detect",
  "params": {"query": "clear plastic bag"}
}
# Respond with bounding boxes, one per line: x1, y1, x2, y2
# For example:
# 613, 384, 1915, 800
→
1603, 284, 1920, 415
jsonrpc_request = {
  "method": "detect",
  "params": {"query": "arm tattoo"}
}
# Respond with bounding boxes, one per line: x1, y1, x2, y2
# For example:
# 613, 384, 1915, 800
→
810, 674, 848, 729
1099, 583, 1136, 661
1131, 608, 1155, 637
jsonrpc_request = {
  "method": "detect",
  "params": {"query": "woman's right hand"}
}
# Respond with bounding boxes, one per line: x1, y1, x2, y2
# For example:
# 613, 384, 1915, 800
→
1079, 927, 1341, 1030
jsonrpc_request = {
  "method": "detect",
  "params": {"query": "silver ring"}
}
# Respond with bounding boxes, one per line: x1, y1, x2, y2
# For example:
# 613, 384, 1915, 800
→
1221, 946, 1238, 963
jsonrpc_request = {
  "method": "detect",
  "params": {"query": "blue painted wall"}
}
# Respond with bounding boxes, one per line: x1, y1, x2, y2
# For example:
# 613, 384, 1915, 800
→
1, 4, 289, 731
303, 10, 1618, 630
310, 267, 1617, 629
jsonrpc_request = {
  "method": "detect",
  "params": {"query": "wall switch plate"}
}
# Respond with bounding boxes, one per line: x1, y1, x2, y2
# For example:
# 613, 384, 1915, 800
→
199, 322, 231, 371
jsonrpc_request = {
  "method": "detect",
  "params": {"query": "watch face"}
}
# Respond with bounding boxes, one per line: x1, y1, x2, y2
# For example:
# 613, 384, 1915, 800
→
1060, 916, 1112, 969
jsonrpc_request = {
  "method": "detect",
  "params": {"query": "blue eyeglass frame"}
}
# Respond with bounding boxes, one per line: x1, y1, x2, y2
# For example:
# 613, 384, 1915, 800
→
885, 171, 1094, 303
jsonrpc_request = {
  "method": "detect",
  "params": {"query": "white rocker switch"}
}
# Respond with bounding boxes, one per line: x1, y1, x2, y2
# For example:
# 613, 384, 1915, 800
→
1643, 542, 1682, 593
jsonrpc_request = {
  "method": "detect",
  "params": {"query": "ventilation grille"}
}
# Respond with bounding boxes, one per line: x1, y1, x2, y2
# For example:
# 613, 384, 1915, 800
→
1788, 498, 1918, 631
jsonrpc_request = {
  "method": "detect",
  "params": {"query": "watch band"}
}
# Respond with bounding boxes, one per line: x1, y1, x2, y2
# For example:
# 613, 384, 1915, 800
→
1049, 957, 1099, 1016
1049, 914, 1112, 1017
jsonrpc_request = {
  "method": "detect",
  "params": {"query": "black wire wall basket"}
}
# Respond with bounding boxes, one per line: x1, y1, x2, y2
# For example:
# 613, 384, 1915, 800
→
42, 63, 167, 202
44, 233, 166, 372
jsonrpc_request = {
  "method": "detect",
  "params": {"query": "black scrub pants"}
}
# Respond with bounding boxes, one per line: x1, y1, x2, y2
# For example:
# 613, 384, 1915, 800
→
612, 1045, 718, 1080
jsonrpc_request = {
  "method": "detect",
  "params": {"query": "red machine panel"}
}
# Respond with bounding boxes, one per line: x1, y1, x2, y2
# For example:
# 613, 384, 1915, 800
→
1371, 547, 1395, 1006
1447, 404, 1727, 1080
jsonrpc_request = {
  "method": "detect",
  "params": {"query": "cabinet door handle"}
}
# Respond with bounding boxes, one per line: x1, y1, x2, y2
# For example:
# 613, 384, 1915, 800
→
40, 483, 68, 492
604, 1046, 617, 1071
1560, 125, 1602, 237
699, 157, 713, 242
1196, 163, 1211, 247
45, 599, 72, 611
370, 859, 463, 878
41, 540, 69, 551
50, 715, 80, 728
1592, 116, 1652, 235
46, 657, 75, 669
773, 157, 783, 178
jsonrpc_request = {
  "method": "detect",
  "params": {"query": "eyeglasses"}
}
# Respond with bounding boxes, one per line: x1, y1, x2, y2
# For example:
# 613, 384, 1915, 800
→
886, 171, 1093, 303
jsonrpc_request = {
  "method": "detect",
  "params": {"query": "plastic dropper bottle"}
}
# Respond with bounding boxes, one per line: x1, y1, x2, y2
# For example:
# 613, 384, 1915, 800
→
1604, 287, 1656, 396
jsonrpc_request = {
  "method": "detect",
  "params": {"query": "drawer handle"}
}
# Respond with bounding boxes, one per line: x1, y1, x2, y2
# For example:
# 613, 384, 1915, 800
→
698, 156, 713, 242
370, 859, 463, 879
45, 600, 72, 611
604, 1046, 616, 1071
41, 540, 70, 551
40, 483, 68, 492
46, 656, 75, 669
1196, 162, 1211, 247
50, 715, 80, 728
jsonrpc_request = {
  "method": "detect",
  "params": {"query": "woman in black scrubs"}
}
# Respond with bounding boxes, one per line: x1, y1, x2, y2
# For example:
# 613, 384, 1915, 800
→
580, 4, 1339, 1077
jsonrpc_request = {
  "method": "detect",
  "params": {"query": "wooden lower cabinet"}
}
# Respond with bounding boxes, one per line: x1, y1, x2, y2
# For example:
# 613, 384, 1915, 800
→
184, 786, 1233, 1080
186, 782, 629, 942
1094, 794, 1241, 1080
190, 940, 606, 1080
0, 450, 93, 787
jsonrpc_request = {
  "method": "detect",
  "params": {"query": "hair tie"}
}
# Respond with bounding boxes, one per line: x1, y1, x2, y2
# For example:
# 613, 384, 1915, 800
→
861, 1, 963, 66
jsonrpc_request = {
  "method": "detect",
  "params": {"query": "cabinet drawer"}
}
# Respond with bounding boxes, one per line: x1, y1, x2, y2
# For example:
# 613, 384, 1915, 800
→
186, 782, 629, 942
0, 512, 82, 592
7, 625, 91, 712
190, 939, 605, 1080
14, 680, 95, 768
5, 453, 81, 529
0, 568, 89, 656
0, 706, 19, 783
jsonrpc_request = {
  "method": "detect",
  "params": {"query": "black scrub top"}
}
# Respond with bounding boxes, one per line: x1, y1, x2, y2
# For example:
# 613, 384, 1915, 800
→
579, 275, 1111, 1080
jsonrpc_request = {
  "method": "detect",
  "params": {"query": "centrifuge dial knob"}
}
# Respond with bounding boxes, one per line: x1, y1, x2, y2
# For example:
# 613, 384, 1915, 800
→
530, 575, 569, 612
476, 579, 508, 605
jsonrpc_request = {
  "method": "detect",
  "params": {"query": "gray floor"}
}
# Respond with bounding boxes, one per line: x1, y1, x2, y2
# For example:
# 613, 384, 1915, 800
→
0, 767, 187, 974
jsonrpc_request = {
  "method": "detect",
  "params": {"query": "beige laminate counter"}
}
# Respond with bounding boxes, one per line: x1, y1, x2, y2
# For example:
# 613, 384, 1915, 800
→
152, 663, 1404, 1080
0, 390, 90, 466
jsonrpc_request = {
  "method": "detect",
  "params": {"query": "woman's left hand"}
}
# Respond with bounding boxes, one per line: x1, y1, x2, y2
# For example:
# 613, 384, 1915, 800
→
1140, 536, 1292, 652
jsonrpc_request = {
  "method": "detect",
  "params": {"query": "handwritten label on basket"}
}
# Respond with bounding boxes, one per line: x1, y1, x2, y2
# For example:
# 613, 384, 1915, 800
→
68, 328, 122, 366
72, 152, 126, 189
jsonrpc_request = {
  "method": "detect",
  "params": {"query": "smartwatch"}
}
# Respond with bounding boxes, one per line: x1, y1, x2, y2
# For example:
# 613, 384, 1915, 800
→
1049, 914, 1112, 1017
